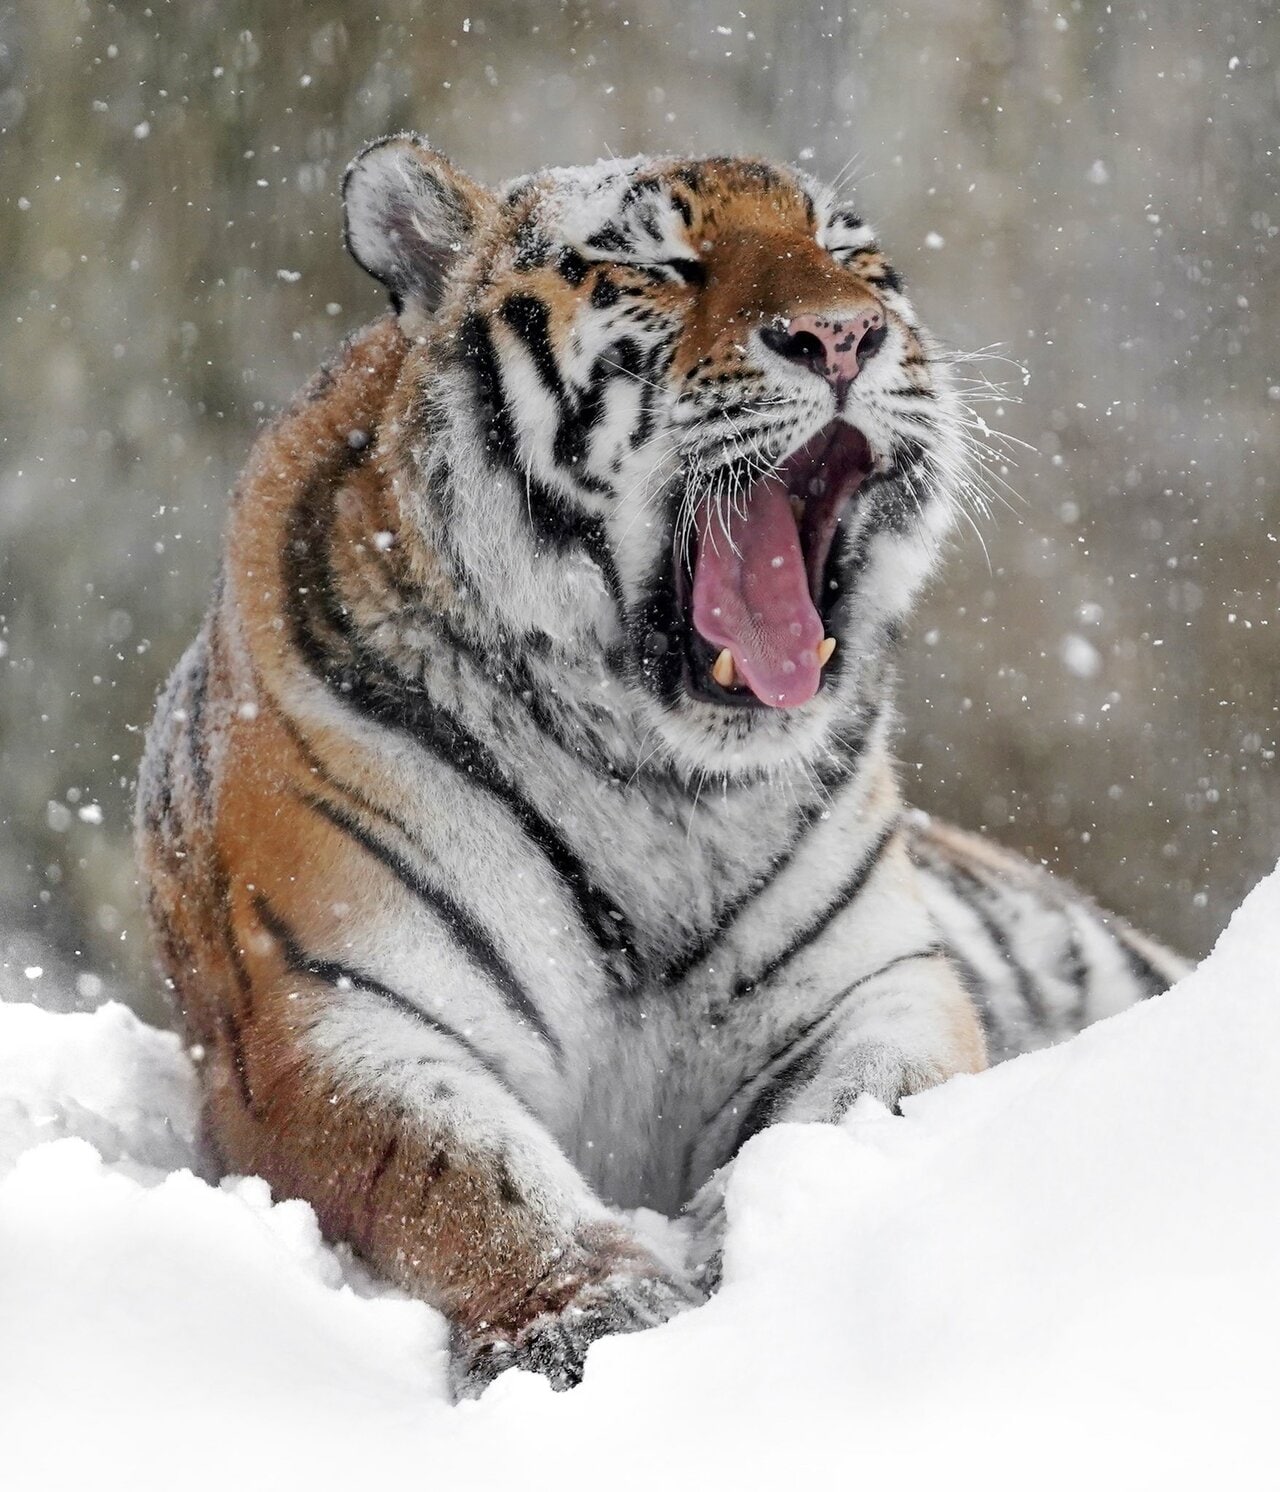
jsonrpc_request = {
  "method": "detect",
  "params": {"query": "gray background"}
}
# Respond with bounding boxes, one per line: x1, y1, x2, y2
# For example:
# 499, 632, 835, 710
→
2, 0, 1276, 1021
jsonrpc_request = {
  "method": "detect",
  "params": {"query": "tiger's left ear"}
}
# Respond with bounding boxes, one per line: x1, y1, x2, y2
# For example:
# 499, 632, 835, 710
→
342, 134, 494, 322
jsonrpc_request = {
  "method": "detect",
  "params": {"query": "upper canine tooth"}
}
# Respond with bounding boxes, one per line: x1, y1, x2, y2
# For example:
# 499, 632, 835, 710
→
817, 637, 837, 667
712, 649, 737, 688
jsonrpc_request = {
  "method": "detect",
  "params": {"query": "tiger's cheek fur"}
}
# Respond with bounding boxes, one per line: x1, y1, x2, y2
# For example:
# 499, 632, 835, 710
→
472, 262, 684, 506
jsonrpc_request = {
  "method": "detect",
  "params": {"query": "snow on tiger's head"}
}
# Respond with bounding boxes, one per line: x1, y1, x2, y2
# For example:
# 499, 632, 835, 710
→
343, 134, 971, 774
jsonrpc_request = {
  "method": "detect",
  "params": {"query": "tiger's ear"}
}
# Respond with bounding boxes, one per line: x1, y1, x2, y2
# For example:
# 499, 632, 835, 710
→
342, 134, 493, 320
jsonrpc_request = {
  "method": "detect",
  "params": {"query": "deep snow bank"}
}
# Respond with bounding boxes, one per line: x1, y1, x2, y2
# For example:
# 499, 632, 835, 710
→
3, 870, 1278, 1492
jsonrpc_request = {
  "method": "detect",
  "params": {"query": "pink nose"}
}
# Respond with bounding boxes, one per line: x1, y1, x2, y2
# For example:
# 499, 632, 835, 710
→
760, 310, 887, 389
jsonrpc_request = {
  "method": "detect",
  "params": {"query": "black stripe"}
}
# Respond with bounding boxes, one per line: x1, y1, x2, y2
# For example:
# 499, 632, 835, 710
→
512, 221, 551, 271
488, 650, 616, 775
298, 788, 563, 1060
735, 818, 900, 999
496, 292, 617, 499
626, 534, 685, 709
562, 506, 624, 607
505, 179, 536, 209
557, 248, 590, 286
661, 724, 874, 988
210, 849, 253, 1015
939, 939, 987, 1008
219, 1010, 260, 1114
679, 995, 841, 1196
367, 1135, 400, 1194
281, 445, 370, 694
498, 293, 568, 406
272, 694, 422, 848
1106, 922, 1172, 1000
1059, 908, 1091, 1025
584, 222, 632, 254
252, 893, 522, 1093
280, 453, 639, 989
933, 935, 1002, 1054
503, 469, 624, 606
457, 310, 522, 470
861, 452, 934, 536
185, 632, 214, 811
925, 854, 1050, 1027
590, 276, 621, 310
554, 335, 641, 475
328, 671, 639, 987
421, 454, 494, 609
617, 177, 659, 222
143, 699, 180, 841
627, 342, 664, 452
732, 1026, 832, 1147
881, 407, 937, 433
456, 310, 624, 600
721, 947, 946, 1156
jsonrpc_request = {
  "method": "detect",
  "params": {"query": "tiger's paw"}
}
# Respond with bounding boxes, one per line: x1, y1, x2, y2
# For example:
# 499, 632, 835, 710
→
683, 1165, 730, 1294
451, 1271, 698, 1398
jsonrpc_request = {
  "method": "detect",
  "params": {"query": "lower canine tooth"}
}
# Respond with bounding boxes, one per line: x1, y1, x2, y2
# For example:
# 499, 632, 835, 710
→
817, 637, 837, 667
712, 649, 737, 688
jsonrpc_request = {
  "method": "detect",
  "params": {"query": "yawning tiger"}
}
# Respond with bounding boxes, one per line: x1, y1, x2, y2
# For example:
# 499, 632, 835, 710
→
137, 138, 1187, 1394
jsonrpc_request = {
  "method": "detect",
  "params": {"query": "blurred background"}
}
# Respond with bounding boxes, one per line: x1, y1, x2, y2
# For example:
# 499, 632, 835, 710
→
1, 0, 1276, 1022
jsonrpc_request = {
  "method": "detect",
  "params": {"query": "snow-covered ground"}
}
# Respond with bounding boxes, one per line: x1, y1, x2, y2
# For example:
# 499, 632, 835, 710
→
3, 870, 1278, 1492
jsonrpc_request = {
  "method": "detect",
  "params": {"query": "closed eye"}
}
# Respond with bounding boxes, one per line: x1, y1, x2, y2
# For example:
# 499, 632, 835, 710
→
664, 258, 706, 286
582, 252, 707, 288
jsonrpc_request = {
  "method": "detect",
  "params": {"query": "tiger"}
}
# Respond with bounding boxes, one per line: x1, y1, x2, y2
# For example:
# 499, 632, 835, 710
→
136, 136, 1188, 1395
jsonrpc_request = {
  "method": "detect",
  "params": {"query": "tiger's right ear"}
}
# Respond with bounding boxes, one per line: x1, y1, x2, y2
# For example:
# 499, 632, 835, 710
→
342, 134, 494, 320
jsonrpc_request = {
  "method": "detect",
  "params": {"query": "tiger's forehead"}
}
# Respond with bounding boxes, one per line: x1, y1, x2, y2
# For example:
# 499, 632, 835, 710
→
501, 156, 829, 253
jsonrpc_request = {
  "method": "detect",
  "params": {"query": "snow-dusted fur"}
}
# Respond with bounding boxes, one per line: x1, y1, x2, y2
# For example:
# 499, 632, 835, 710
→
136, 140, 1186, 1395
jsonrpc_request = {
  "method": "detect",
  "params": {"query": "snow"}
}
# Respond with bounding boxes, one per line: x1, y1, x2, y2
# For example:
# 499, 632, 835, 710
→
1061, 630, 1103, 678
4, 870, 1279, 1490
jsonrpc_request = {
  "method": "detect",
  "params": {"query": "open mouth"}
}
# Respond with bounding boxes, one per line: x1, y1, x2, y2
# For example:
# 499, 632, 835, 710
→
679, 421, 875, 709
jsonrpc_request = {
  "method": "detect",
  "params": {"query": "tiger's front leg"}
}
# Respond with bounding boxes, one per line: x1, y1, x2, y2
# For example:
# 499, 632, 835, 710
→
209, 907, 696, 1398
686, 950, 985, 1286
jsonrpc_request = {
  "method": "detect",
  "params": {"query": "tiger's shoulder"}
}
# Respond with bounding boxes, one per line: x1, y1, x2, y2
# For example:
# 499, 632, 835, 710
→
134, 317, 441, 1021
203, 312, 465, 729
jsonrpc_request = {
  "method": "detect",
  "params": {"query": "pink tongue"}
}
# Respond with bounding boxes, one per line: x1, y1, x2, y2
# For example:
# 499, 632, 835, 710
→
691, 474, 825, 708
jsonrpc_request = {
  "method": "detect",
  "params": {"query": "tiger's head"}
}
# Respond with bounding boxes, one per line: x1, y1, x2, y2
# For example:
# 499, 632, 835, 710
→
343, 136, 968, 774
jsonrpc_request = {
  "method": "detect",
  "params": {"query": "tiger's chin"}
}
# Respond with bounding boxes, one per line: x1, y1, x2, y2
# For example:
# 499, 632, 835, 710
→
644, 687, 850, 779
